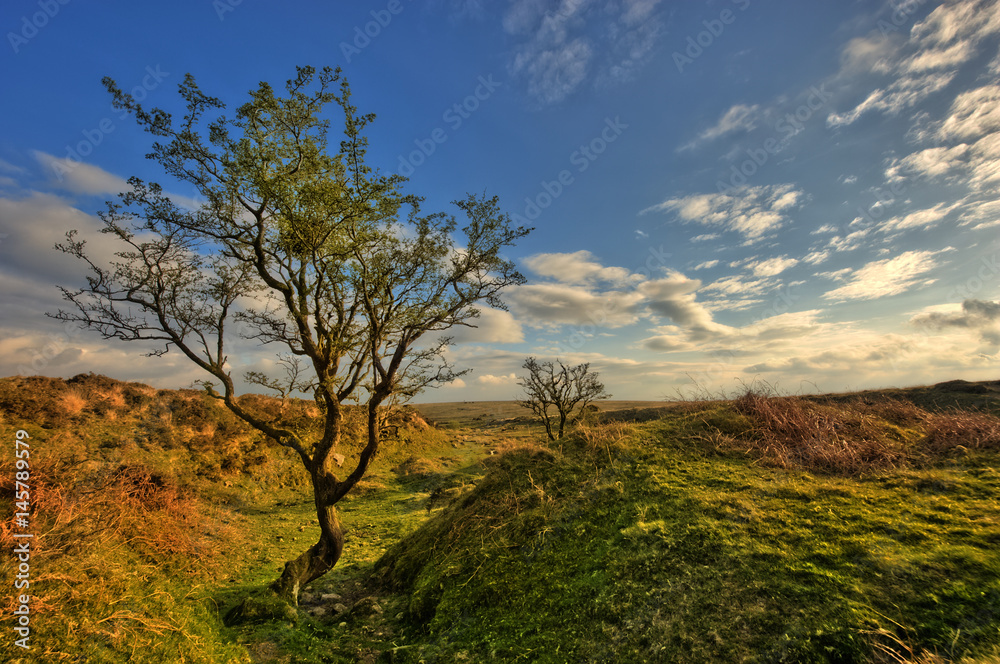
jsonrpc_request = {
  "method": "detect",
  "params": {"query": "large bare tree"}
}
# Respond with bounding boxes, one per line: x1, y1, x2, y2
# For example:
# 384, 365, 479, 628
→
516, 358, 610, 441
51, 66, 530, 603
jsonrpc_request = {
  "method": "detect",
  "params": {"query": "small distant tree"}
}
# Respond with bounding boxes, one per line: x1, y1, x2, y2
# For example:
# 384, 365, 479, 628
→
50, 66, 530, 605
516, 358, 610, 441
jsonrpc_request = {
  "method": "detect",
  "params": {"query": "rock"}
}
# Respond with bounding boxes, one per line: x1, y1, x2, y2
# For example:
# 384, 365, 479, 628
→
332, 603, 349, 615
349, 596, 383, 618
321, 593, 341, 601
299, 592, 316, 604
309, 606, 327, 617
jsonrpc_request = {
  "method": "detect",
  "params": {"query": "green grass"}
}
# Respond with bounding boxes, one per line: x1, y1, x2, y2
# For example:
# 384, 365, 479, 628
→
2, 375, 999, 663
372, 403, 1000, 663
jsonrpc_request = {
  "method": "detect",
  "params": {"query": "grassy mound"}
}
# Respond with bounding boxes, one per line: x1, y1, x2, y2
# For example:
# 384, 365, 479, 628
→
373, 398, 1000, 663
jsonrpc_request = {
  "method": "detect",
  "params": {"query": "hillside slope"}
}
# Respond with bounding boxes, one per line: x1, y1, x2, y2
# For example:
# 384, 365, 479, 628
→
374, 391, 1000, 663
1, 374, 999, 663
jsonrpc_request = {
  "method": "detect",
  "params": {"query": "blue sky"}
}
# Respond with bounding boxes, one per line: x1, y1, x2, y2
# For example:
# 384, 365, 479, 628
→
2, 0, 999, 401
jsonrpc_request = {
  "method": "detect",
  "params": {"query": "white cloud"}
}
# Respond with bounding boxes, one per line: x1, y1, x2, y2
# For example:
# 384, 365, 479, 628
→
514, 37, 593, 105
475, 372, 520, 385
643, 184, 804, 242
447, 308, 525, 344
887, 85, 1000, 192
909, 0, 1000, 48
968, 131, 1000, 188
746, 256, 798, 277
827, 0, 1000, 128
879, 202, 957, 234
692, 259, 719, 270
638, 272, 732, 339
802, 250, 830, 265
885, 144, 970, 182
508, 282, 645, 328
936, 83, 1000, 138
959, 197, 1000, 230
681, 104, 760, 150
701, 273, 774, 297
690, 233, 720, 243
828, 72, 957, 127
899, 41, 975, 74
825, 228, 871, 253
33, 151, 130, 196
620, 0, 660, 26
810, 224, 837, 235
822, 249, 949, 302
522, 249, 636, 285
0, 159, 25, 174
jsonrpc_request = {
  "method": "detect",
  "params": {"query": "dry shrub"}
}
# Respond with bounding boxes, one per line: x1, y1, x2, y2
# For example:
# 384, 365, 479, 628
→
732, 390, 907, 475
94, 385, 127, 414
575, 420, 633, 457
0, 452, 235, 573
101, 463, 237, 562
728, 387, 1000, 473
923, 410, 1000, 452
57, 388, 88, 418
863, 397, 927, 427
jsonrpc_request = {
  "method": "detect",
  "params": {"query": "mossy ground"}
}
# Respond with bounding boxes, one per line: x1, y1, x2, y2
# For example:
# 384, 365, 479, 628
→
1, 375, 998, 663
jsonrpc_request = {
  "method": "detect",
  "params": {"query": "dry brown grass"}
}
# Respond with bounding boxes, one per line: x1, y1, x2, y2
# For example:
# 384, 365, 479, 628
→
726, 387, 1000, 474
923, 409, 1000, 452
57, 388, 88, 418
574, 420, 633, 459
731, 390, 909, 475
0, 448, 244, 662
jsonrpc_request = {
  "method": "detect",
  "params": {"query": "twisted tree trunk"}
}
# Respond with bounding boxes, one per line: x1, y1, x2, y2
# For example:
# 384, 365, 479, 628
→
269, 472, 344, 604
